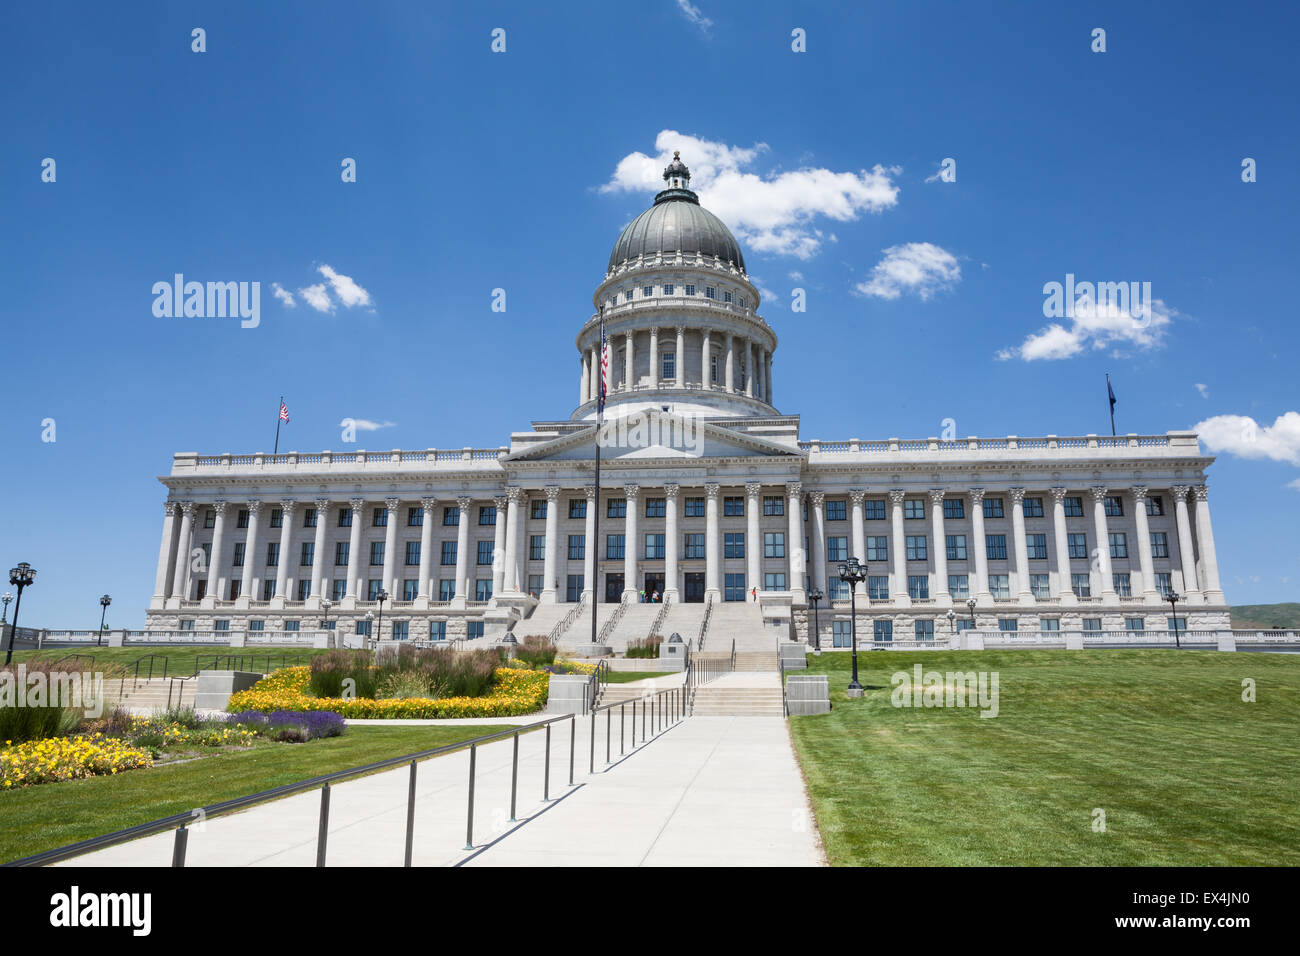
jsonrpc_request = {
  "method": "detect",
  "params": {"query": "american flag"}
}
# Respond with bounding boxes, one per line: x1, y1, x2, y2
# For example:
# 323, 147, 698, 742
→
279, 401, 290, 424
598, 307, 608, 416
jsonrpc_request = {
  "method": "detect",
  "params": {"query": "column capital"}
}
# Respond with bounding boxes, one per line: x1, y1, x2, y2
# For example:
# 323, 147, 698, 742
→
164, 499, 179, 517
315, 496, 331, 511
583, 484, 596, 502
1009, 487, 1025, 504
1130, 484, 1148, 502
849, 489, 866, 505
246, 498, 262, 516
420, 495, 437, 511
1171, 483, 1191, 498
928, 488, 946, 505
456, 495, 473, 510
675, 324, 687, 335
494, 494, 509, 509
663, 482, 679, 499
745, 481, 762, 498
888, 488, 906, 506
705, 482, 721, 500
279, 498, 297, 515
1089, 485, 1108, 503
809, 490, 825, 506
544, 485, 561, 502
969, 487, 985, 504
1049, 486, 1068, 503
1191, 484, 1210, 501
211, 499, 227, 516
506, 487, 524, 504
384, 496, 400, 511
624, 483, 640, 501
786, 480, 802, 497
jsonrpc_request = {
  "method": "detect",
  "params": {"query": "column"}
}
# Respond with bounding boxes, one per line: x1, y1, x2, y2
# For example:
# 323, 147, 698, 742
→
889, 490, 908, 605
206, 500, 227, 603
759, 347, 768, 401
744, 341, 755, 397
810, 492, 828, 599
1090, 486, 1116, 601
704, 483, 721, 598
346, 497, 364, 601
381, 497, 400, 598
970, 489, 990, 602
664, 483, 680, 601
765, 352, 773, 405
582, 485, 596, 600
701, 331, 712, 388
1192, 485, 1224, 602
1050, 488, 1076, 604
1131, 486, 1157, 600
503, 489, 521, 593
240, 500, 261, 604
745, 481, 762, 595
312, 498, 330, 604
492, 494, 509, 596
417, 496, 435, 601
172, 502, 196, 600
849, 490, 868, 595
787, 481, 806, 602
1010, 487, 1033, 602
725, 335, 735, 392
541, 486, 560, 603
274, 499, 296, 603
675, 327, 686, 387
589, 346, 600, 402
625, 331, 635, 391
515, 491, 529, 593
930, 490, 949, 603
649, 328, 659, 388
623, 484, 639, 599
579, 353, 590, 406
154, 502, 179, 601
454, 495, 472, 605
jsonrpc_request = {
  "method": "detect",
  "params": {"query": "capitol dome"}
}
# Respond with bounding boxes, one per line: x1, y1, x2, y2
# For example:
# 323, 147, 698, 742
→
607, 153, 746, 275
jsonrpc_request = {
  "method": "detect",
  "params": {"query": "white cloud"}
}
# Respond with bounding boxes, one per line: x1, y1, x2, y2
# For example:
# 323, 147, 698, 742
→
750, 276, 780, 307
1195, 412, 1300, 467
854, 242, 961, 301
1289, 480, 1300, 493
342, 418, 396, 432
271, 282, 295, 307
601, 130, 900, 259
788, 270, 803, 281
675, 0, 712, 34
1195, 383, 1209, 399
318, 264, 372, 308
298, 283, 333, 313
997, 297, 1176, 361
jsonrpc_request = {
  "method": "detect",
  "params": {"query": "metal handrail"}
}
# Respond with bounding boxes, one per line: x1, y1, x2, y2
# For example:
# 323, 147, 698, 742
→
166, 675, 196, 710
548, 593, 588, 644
190, 653, 312, 677
648, 594, 673, 639
587, 683, 687, 775
696, 594, 714, 649
6, 712, 579, 868
587, 659, 610, 709
597, 596, 630, 644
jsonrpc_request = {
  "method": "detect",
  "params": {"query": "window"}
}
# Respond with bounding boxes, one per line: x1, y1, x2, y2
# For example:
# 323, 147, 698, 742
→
1109, 532, 1128, 559
401, 541, 417, 566
986, 535, 1008, 560
684, 534, 705, 559
662, 352, 675, 380
261, 581, 275, 601
833, 621, 853, 647
1068, 533, 1088, 559
955, 618, 974, 633
943, 499, 965, 519
1113, 573, 1132, 597
338, 508, 353, 528
300, 542, 315, 567
828, 578, 851, 601
439, 580, 455, 601
645, 534, 665, 559
624, 289, 633, 301
369, 542, 384, 566
606, 535, 625, 560
232, 542, 245, 567
827, 536, 848, 562
270, 508, 283, 529
1150, 532, 1169, 558
1039, 618, 1060, 632
904, 499, 925, 520
569, 499, 587, 519
213, 619, 230, 633
826, 499, 847, 521
248, 620, 263, 632
764, 532, 786, 558
723, 290, 733, 303
763, 496, 785, 516
873, 620, 893, 643
868, 576, 889, 600
467, 621, 485, 640
705, 286, 716, 300
643, 285, 654, 297
908, 575, 929, 599
1145, 495, 1165, 516
710, 355, 719, 382
1026, 533, 1047, 560
948, 574, 970, 599
403, 579, 418, 601
685, 283, 695, 296
989, 574, 1010, 599
1023, 497, 1044, 518
663, 283, 675, 295
983, 497, 1004, 518
684, 497, 705, 517
266, 543, 280, 567
530, 500, 547, 520
236, 509, 249, 529
1030, 574, 1050, 600
1082, 618, 1102, 632
866, 536, 888, 562
724, 496, 744, 516
739, 297, 746, 309
607, 499, 626, 519
1105, 496, 1124, 517
529, 535, 545, 561
568, 534, 585, 560
203, 509, 215, 529
475, 580, 492, 601
1071, 573, 1092, 597
764, 572, 787, 591
355, 619, 372, 638
864, 499, 886, 521
429, 620, 448, 641
566, 575, 584, 602
478, 506, 496, 526
915, 620, 935, 641
1155, 572, 1172, 598
724, 573, 746, 601
1167, 616, 1187, 632
645, 497, 665, 517
527, 575, 543, 596
442, 506, 459, 526
373, 507, 388, 527
998, 619, 1018, 632
476, 541, 493, 565
401, 507, 421, 527
332, 579, 347, 600
1125, 618, 1145, 632
440, 541, 456, 566
367, 580, 382, 601
724, 532, 745, 559
284, 620, 300, 632
905, 535, 927, 561
304, 508, 318, 528
946, 535, 967, 560
1063, 496, 1084, 517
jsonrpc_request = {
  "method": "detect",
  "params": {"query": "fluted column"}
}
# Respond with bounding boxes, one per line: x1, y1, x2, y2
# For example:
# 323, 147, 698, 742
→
580, 353, 590, 406
849, 490, 868, 596
1193, 485, 1224, 602
503, 489, 521, 593
725, 335, 735, 392
625, 331, 635, 391
541, 486, 560, 603
206, 500, 227, 603
745, 481, 762, 595
154, 502, 179, 601
1050, 488, 1076, 604
810, 492, 828, 598
930, 490, 949, 603
701, 331, 712, 388
381, 496, 400, 598
171, 502, 196, 600
675, 326, 686, 387
1010, 488, 1032, 602
311, 498, 330, 604
453, 496, 472, 605
1091, 486, 1116, 601
417, 496, 435, 602
623, 484, 640, 599
1131, 486, 1157, 600
765, 352, 773, 405
582, 485, 596, 599
704, 483, 721, 598
649, 328, 659, 388
970, 489, 990, 603
664, 483, 680, 601
492, 494, 509, 596
889, 490, 908, 605
744, 341, 755, 397
589, 346, 599, 402
274, 499, 296, 603
345, 498, 364, 602
787, 481, 806, 603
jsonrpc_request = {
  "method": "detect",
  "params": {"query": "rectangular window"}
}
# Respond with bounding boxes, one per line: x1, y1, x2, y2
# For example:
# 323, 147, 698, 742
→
566, 575, 584, 603
873, 620, 893, 643
439, 580, 455, 601
908, 575, 929, 600
986, 535, 1008, 560
705, 286, 716, 300
1113, 573, 1132, 597
1068, 533, 1088, 559
724, 532, 745, 559
266, 543, 279, 567
1023, 497, 1044, 518
826, 499, 847, 521
644, 497, 666, 517
304, 508, 317, 528
1146, 495, 1165, 516
475, 580, 492, 601
606, 535, 625, 559
440, 541, 457, 566
247, 620, 263, 632
1155, 572, 1172, 598
284, 620, 300, 632
443, 506, 459, 526
354, 620, 371, 638
1082, 617, 1102, 632
405, 541, 420, 566
338, 508, 353, 528
624, 289, 633, 301
369, 542, 384, 566
764, 532, 786, 558
478, 506, 496, 526
1125, 618, 1145, 632
684, 533, 705, 559
1030, 573, 1051, 600
684, 283, 696, 296
866, 536, 888, 562
723, 496, 744, 516
864, 499, 886, 520
429, 620, 448, 640
828, 578, 850, 601
868, 576, 889, 600
724, 573, 746, 601
403, 579, 418, 601
946, 534, 967, 560
684, 497, 705, 517
203, 509, 215, 529
905, 535, 927, 561
643, 285, 654, 297
367, 579, 382, 601
764, 572, 787, 591
827, 536, 848, 562
989, 574, 1010, 599
661, 351, 675, 380
530, 500, 547, 520
476, 541, 493, 565
236, 509, 249, 529
943, 498, 965, 519
569, 499, 587, 519
1039, 618, 1060, 632
904, 499, 925, 520
645, 534, 665, 559
261, 580, 275, 601
331, 579, 346, 600
373, 507, 388, 527
1105, 496, 1124, 517
723, 289, 733, 303
1071, 573, 1092, 597
407, 507, 423, 527
998, 619, 1018, 632
1150, 532, 1169, 558
527, 575, 543, 596
762, 496, 785, 516
467, 621, 485, 639
663, 283, 675, 296
300, 542, 314, 567
915, 620, 935, 641
270, 508, 283, 529
607, 499, 626, 519
232, 542, 245, 567
568, 534, 585, 560
1026, 533, 1048, 560
1063, 496, 1085, 517
1167, 616, 1187, 632
983, 497, 1005, 519
948, 574, 970, 599
529, 535, 545, 561
1109, 532, 1128, 559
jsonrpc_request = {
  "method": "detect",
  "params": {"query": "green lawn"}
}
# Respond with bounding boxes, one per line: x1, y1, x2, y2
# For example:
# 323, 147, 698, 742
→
0, 724, 512, 863
603, 670, 677, 684
789, 649, 1300, 866
7, 645, 336, 677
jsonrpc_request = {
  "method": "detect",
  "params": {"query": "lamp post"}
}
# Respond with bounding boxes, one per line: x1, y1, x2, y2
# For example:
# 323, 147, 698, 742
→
2, 592, 11, 627
320, 597, 333, 638
364, 610, 375, 651
808, 587, 824, 652
98, 594, 111, 646
1167, 589, 1181, 649
946, 607, 957, 646
5, 563, 37, 665
838, 557, 868, 697
376, 589, 388, 646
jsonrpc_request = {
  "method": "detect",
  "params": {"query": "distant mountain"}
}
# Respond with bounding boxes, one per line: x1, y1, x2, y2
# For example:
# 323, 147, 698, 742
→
1230, 603, 1300, 630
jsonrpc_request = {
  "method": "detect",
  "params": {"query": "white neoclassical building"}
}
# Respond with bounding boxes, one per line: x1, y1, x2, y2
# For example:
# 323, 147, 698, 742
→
145, 154, 1230, 647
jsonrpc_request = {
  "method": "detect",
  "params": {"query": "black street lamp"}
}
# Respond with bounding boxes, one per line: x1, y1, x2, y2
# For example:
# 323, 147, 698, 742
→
946, 607, 957, 645
376, 589, 389, 647
808, 587, 824, 652
1167, 589, 1182, 649
5, 563, 37, 665
838, 557, 868, 697
98, 594, 111, 646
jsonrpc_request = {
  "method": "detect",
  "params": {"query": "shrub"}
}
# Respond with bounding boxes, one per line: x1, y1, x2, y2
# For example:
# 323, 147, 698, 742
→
376, 669, 433, 700
309, 649, 377, 700
226, 709, 345, 742
0, 660, 91, 743
626, 635, 663, 659
515, 636, 557, 668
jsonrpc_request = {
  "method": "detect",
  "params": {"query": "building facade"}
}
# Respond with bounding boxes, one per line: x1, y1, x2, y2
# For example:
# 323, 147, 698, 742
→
145, 154, 1230, 643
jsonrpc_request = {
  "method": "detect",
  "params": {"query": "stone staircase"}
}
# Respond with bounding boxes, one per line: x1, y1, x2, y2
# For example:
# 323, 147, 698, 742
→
691, 677, 785, 717
106, 677, 195, 712
702, 601, 775, 654
733, 651, 780, 672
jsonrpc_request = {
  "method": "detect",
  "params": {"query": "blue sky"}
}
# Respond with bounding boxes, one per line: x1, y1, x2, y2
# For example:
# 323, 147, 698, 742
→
1, 0, 1297, 627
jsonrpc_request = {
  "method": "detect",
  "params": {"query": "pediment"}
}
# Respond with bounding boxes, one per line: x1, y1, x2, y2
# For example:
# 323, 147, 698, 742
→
503, 413, 804, 464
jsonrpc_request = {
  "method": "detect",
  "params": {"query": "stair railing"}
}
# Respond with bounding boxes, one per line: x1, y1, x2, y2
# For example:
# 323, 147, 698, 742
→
548, 593, 588, 644
696, 594, 714, 650
648, 594, 672, 639
597, 595, 631, 644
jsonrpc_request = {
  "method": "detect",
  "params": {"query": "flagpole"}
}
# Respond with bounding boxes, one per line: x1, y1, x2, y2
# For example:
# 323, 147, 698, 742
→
591, 306, 605, 648
274, 395, 284, 454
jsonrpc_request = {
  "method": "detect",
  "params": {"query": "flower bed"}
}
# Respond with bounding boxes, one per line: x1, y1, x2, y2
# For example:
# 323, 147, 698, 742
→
226, 710, 346, 742
1, 734, 153, 789
227, 666, 550, 719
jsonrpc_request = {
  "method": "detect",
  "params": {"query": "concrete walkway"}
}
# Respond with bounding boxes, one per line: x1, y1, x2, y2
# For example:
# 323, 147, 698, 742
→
57, 715, 822, 867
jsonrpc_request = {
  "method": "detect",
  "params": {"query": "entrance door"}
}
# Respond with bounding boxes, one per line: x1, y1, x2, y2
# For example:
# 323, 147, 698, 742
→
644, 573, 665, 600
605, 573, 624, 603
684, 573, 706, 603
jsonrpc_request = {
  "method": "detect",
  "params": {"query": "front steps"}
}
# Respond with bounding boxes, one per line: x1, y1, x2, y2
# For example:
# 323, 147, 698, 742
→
692, 682, 785, 717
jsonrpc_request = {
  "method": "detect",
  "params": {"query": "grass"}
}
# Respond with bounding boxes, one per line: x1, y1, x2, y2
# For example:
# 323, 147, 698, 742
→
603, 670, 678, 684
0, 723, 513, 862
788, 649, 1300, 866
7, 646, 337, 677
1230, 602, 1300, 630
